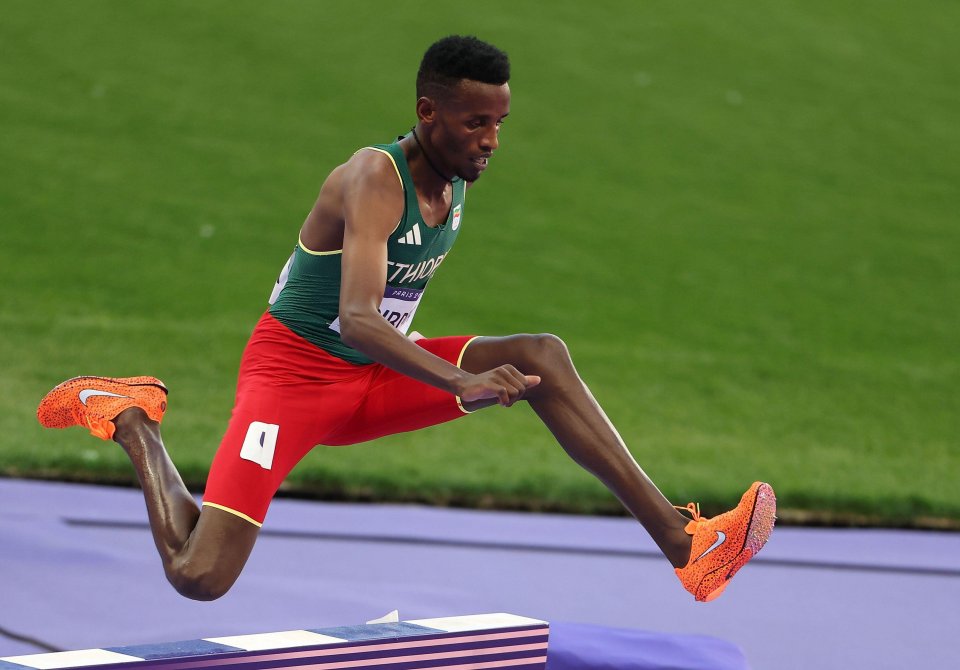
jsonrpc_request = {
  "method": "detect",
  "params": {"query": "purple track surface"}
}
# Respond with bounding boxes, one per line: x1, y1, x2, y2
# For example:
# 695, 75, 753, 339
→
2, 479, 958, 669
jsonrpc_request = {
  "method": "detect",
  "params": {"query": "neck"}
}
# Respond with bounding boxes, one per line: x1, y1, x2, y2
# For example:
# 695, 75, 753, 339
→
408, 126, 460, 191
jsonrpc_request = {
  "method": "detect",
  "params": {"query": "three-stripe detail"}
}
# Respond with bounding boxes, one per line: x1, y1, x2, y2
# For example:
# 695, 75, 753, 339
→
397, 223, 422, 245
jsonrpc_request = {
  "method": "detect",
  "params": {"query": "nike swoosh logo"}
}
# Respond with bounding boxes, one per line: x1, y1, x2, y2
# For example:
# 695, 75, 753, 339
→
693, 530, 726, 563
79, 389, 132, 405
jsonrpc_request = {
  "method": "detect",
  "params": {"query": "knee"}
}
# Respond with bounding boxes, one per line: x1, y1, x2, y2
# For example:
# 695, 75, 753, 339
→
516, 333, 573, 372
167, 561, 235, 601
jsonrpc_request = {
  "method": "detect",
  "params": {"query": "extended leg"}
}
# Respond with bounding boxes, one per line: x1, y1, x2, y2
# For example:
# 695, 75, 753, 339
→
459, 334, 692, 567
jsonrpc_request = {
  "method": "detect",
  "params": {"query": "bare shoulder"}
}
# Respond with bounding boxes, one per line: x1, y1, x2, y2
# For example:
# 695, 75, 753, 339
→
341, 148, 404, 198
301, 148, 404, 252
339, 148, 405, 233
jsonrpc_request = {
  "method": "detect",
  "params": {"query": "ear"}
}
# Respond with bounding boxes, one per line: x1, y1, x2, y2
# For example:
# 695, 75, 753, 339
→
416, 96, 438, 125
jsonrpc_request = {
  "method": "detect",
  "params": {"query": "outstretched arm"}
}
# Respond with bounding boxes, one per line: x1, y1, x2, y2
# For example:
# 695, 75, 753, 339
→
335, 151, 538, 406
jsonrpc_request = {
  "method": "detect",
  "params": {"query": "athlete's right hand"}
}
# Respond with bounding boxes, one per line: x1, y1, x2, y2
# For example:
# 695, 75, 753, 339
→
456, 365, 541, 407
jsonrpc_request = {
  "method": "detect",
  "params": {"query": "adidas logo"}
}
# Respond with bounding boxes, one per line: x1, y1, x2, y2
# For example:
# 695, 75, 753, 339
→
397, 223, 422, 245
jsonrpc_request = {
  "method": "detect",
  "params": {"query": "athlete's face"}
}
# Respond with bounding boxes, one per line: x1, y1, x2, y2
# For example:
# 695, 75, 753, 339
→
429, 80, 510, 182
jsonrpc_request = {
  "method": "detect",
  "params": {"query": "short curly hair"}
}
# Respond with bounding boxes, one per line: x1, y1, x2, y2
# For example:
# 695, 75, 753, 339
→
416, 35, 510, 101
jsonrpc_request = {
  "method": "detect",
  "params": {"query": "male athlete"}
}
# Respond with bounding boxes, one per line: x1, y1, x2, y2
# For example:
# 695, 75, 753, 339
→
38, 36, 775, 603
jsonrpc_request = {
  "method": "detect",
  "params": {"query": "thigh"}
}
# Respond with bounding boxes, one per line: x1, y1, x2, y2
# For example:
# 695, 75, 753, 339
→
203, 381, 337, 525
204, 312, 370, 524
324, 335, 477, 446
457, 333, 572, 410
178, 504, 262, 597
457, 333, 559, 372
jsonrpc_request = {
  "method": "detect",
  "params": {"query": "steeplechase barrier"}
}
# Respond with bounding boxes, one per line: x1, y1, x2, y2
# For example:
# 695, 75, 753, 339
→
0, 613, 548, 670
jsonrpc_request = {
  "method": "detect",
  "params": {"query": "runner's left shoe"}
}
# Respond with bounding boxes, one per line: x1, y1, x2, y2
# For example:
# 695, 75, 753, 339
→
674, 481, 776, 602
37, 375, 168, 441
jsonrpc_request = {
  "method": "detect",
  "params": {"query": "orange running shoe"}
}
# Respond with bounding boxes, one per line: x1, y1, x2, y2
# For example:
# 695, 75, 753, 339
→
37, 376, 168, 441
674, 481, 776, 602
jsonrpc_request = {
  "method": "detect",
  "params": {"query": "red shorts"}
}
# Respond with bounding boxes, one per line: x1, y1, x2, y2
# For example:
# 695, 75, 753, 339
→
202, 312, 476, 525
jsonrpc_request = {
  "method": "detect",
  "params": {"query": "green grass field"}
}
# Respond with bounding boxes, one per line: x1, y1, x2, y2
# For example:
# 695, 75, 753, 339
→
2, 1, 957, 527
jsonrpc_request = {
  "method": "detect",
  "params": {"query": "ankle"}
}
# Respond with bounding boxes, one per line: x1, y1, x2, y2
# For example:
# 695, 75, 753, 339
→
112, 406, 152, 441
665, 527, 694, 569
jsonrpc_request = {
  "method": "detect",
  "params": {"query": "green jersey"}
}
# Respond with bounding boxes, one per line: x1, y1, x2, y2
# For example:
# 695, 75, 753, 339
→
268, 140, 466, 365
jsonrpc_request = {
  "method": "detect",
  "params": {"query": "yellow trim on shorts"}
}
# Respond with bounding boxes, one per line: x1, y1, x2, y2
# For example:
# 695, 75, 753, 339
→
202, 502, 263, 528
455, 336, 481, 414
298, 235, 342, 256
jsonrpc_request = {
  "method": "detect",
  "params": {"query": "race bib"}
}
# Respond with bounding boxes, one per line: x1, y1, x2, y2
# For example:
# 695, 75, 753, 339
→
268, 252, 294, 305
329, 285, 424, 335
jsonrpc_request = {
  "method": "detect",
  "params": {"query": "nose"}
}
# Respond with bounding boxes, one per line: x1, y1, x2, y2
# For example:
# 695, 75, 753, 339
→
480, 124, 499, 152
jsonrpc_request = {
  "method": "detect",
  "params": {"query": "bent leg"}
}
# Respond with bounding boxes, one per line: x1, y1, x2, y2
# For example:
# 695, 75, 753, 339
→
113, 408, 259, 600
460, 334, 692, 567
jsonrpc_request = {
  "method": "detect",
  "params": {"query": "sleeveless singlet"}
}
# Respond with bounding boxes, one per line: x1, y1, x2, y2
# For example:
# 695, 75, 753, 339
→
268, 140, 466, 365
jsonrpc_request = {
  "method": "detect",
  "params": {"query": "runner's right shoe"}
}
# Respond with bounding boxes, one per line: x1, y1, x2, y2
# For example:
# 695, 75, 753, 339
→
37, 376, 168, 441
674, 481, 776, 602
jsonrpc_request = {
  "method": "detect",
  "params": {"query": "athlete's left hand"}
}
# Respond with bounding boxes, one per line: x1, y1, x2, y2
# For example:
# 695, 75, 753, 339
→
457, 365, 540, 407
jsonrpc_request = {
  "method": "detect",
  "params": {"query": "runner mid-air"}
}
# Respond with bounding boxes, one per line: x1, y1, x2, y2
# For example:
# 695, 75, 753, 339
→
38, 35, 775, 603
